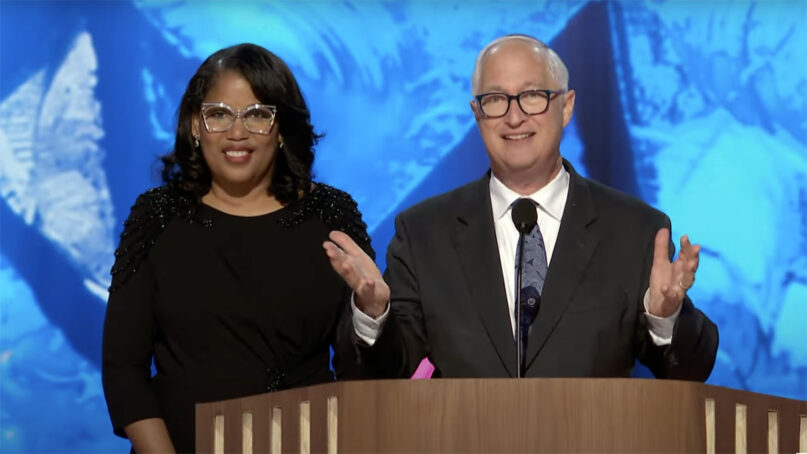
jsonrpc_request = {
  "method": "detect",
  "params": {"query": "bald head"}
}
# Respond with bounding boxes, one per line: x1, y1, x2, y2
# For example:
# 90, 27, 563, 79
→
471, 35, 569, 95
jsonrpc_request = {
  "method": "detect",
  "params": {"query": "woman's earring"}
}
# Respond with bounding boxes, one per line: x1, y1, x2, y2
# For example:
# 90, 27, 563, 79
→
278, 140, 284, 150
193, 136, 200, 148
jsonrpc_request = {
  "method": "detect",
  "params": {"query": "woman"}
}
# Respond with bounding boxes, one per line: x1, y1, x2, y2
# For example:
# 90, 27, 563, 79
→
102, 43, 373, 453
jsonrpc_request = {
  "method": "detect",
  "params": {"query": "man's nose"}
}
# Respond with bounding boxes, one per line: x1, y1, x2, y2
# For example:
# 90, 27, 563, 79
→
504, 98, 527, 126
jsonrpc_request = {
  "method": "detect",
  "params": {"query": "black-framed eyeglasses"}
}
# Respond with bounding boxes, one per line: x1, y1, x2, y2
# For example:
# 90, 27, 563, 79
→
474, 89, 567, 118
201, 102, 277, 135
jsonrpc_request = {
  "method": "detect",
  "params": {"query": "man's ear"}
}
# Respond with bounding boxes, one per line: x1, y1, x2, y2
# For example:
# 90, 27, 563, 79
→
561, 90, 575, 127
469, 99, 481, 121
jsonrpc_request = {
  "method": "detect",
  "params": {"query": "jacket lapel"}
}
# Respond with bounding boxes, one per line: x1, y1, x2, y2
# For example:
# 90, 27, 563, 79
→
452, 174, 517, 377
524, 161, 600, 370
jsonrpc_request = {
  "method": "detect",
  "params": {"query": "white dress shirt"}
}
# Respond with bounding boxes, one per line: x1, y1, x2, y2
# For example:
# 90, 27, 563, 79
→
353, 168, 679, 347
489, 169, 566, 336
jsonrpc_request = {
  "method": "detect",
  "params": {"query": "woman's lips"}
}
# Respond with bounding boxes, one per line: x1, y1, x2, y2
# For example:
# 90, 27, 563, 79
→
223, 148, 252, 163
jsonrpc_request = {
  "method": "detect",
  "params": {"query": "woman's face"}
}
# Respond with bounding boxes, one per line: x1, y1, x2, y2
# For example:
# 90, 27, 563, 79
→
192, 70, 280, 195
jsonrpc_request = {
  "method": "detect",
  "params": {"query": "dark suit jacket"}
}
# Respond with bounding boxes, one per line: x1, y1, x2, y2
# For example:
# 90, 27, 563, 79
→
356, 161, 718, 381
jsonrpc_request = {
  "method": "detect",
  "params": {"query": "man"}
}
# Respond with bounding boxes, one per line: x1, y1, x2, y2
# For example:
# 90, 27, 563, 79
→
325, 35, 718, 380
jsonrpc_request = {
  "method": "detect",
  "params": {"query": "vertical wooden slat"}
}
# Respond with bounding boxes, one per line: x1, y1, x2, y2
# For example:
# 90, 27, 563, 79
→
243, 411, 253, 454
799, 415, 806, 453
705, 398, 716, 454
214, 414, 224, 454
327, 395, 338, 454
766, 411, 778, 454
271, 406, 282, 454
300, 401, 311, 454
735, 403, 747, 454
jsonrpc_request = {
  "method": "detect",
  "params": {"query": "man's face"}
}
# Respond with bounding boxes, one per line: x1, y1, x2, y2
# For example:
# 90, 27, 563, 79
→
470, 40, 575, 183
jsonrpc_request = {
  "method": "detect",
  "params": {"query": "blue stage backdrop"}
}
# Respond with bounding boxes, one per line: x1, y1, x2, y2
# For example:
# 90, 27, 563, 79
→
1, 1, 805, 452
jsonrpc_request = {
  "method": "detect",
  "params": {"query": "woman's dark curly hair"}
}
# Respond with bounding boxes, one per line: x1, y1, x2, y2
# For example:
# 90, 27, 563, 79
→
161, 43, 320, 204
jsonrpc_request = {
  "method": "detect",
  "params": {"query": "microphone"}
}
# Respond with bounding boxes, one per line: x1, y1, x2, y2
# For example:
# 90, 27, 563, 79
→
511, 198, 537, 378
512, 198, 537, 234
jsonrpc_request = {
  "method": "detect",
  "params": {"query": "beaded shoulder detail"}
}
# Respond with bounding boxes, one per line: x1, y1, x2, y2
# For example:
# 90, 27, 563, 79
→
278, 183, 375, 260
109, 186, 196, 292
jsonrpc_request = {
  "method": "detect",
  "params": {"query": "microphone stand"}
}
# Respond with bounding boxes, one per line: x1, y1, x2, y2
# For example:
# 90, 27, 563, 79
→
515, 231, 526, 378
511, 197, 537, 378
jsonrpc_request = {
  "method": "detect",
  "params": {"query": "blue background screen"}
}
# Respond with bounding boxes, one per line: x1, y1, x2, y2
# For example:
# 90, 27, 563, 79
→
1, 1, 805, 451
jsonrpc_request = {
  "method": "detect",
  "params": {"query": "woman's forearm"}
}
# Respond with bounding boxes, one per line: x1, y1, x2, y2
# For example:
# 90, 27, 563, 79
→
124, 418, 176, 453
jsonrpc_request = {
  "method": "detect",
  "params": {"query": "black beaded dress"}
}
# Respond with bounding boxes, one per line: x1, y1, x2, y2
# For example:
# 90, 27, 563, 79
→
102, 183, 373, 453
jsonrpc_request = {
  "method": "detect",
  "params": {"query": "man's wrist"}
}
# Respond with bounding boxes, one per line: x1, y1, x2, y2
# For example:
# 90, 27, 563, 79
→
360, 301, 388, 319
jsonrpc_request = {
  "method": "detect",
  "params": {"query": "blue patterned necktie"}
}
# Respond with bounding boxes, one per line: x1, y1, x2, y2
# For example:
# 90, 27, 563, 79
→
514, 208, 547, 372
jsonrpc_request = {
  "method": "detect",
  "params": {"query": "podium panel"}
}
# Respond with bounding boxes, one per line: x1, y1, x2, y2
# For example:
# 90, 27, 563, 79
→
196, 378, 807, 453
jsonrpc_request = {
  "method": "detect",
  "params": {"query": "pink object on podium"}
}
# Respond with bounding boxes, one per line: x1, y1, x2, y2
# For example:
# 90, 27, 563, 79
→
410, 357, 434, 379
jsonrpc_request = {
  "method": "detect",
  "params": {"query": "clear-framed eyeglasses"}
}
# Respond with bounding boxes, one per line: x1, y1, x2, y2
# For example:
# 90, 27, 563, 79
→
201, 102, 277, 135
474, 89, 567, 118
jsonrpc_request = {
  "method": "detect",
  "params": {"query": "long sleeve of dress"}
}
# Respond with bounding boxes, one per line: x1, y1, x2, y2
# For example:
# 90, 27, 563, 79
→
102, 189, 177, 438
102, 256, 162, 437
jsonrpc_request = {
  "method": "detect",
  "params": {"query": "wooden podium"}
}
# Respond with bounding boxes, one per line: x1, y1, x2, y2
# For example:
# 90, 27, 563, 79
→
196, 378, 807, 453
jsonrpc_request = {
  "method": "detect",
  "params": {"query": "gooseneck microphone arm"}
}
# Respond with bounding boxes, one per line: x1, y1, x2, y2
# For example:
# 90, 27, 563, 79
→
511, 198, 537, 378
515, 230, 527, 378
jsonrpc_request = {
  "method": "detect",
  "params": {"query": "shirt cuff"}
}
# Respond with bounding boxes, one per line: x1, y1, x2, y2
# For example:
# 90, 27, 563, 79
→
350, 293, 389, 346
643, 288, 681, 346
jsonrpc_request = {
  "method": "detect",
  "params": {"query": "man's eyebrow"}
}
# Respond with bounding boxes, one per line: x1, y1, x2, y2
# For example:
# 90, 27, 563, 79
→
479, 81, 545, 94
